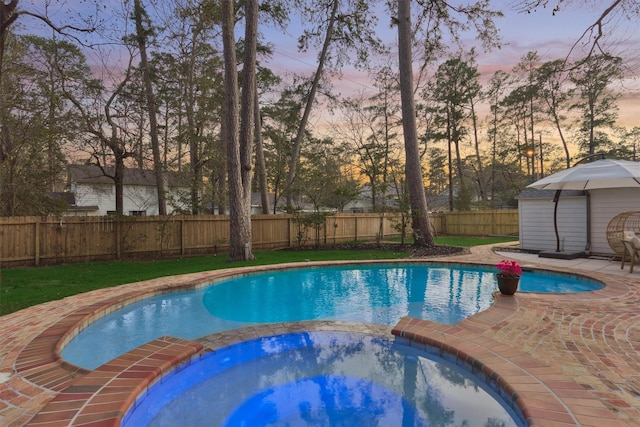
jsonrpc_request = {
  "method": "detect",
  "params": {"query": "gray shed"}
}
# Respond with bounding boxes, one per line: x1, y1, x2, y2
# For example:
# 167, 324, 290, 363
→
517, 187, 640, 256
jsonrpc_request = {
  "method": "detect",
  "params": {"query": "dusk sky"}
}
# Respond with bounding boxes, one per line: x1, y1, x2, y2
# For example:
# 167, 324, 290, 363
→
19, 0, 640, 127
256, 1, 639, 126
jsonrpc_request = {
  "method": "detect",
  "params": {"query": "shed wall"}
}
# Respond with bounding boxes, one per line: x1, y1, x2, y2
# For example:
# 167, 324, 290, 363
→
589, 188, 640, 256
518, 196, 587, 252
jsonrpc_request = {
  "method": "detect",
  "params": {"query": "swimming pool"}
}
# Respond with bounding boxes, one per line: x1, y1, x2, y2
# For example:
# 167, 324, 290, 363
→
62, 263, 603, 369
121, 331, 525, 427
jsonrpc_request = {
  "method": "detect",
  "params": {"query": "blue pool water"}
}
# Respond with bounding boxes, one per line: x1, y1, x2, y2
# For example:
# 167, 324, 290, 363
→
62, 263, 602, 369
121, 331, 525, 427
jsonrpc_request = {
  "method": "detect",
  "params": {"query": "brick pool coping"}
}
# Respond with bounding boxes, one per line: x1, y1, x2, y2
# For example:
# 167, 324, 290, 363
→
1, 254, 635, 426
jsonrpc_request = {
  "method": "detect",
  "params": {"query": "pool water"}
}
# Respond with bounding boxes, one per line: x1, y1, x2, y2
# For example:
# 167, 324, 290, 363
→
122, 331, 525, 427
62, 263, 602, 369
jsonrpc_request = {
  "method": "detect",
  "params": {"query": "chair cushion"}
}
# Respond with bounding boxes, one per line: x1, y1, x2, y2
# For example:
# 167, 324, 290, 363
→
632, 236, 640, 250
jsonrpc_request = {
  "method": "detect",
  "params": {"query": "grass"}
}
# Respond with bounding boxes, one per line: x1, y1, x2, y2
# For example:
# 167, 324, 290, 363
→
0, 235, 517, 316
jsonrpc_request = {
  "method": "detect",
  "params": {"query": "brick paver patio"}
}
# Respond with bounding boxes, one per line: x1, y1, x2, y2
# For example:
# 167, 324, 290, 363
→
1, 244, 639, 426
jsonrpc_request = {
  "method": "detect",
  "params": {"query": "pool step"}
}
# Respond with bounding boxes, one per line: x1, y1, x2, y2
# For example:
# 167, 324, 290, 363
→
24, 336, 203, 427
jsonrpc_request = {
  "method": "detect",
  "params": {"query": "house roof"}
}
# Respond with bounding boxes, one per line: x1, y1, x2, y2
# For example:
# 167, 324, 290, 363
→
68, 165, 189, 187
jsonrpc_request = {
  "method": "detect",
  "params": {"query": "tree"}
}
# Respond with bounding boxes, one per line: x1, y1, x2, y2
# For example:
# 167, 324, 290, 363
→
512, 51, 541, 178
431, 56, 480, 211
506, 89, 529, 175
569, 54, 622, 156
58, 38, 143, 216
466, 58, 486, 204
1, 1, 94, 172
284, 0, 385, 206
262, 84, 304, 212
132, 0, 167, 215
297, 137, 353, 211
535, 59, 572, 167
393, 0, 501, 243
425, 147, 447, 198
0, 34, 99, 216
334, 86, 401, 212
485, 70, 509, 203
161, 0, 225, 214
515, 0, 638, 58
397, 0, 433, 246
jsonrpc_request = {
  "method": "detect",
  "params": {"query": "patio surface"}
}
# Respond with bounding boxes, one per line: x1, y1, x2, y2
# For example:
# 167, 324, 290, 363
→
0, 243, 639, 426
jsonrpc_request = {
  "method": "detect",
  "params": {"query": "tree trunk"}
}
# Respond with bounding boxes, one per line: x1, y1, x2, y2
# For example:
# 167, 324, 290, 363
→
447, 111, 454, 211
114, 155, 125, 215
490, 104, 497, 203
397, 0, 434, 248
470, 100, 485, 201
551, 108, 571, 168
0, 1, 19, 169
237, 0, 258, 258
254, 81, 270, 214
133, 0, 167, 215
222, 0, 255, 261
184, 36, 202, 214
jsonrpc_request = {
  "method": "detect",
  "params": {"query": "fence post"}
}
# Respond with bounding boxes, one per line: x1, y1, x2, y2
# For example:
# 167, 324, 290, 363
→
443, 213, 447, 235
492, 210, 497, 235
180, 219, 185, 255
354, 216, 358, 242
34, 220, 40, 266
323, 216, 328, 245
115, 219, 121, 260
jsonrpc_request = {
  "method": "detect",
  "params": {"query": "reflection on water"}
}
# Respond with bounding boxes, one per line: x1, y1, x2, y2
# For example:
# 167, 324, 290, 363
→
202, 265, 497, 325
123, 332, 522, 427
64, 264, 499, 369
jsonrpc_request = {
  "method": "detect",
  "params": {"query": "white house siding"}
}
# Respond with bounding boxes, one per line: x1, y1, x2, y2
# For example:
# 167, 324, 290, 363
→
75, 183, 185, 216
518, 195, 587, 253
73, 183, 111, 216
589, 188, 640, 256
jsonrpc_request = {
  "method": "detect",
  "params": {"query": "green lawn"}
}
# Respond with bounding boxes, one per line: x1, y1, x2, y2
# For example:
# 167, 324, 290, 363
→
0, 236, 517, 316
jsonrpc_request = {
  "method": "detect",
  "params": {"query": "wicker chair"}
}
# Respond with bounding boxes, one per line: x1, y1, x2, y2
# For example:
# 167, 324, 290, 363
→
621, 236, 640, 273
607, 211, 640, 266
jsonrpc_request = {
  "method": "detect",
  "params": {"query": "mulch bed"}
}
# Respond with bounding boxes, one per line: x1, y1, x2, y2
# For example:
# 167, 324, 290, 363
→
286, 243, 468, 258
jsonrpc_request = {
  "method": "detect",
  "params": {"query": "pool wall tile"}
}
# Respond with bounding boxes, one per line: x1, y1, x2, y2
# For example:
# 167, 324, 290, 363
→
24, 336, 203, 427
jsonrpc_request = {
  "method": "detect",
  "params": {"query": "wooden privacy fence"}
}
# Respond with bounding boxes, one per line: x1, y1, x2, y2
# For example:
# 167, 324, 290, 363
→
0, 210, 518, 267
440, 210, 519, 236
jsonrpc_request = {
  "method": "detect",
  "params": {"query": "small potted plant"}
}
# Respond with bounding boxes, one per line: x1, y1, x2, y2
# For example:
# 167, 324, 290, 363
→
495, 259, 522, 295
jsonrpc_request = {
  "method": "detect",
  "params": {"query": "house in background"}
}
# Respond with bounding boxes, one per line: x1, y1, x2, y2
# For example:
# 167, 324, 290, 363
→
342, 184, 402, 213
64, 164, 190, 216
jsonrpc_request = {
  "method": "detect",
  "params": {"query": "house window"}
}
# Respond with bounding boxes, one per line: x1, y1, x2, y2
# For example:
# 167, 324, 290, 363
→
107, 211, 117, 216
129, 210, 147, 216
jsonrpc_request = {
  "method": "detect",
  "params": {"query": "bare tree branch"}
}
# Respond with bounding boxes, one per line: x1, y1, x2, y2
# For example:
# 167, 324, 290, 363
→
570, 0, 623, 59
